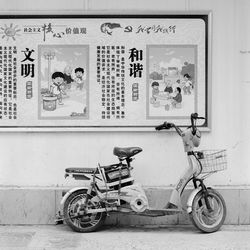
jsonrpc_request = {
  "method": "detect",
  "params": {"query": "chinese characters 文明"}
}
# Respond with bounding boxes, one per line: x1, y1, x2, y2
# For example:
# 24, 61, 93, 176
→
21, 48, 35, 78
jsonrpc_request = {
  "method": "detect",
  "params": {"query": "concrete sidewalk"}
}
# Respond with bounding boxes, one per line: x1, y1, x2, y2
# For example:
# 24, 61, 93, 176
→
0, 225, 250, 250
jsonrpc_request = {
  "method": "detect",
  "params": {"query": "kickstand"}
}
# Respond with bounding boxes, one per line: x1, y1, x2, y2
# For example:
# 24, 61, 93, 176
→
55, 211, 64, 225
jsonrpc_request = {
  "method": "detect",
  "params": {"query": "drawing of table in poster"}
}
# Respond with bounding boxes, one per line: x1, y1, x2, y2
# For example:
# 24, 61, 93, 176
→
0, 13, 210, 130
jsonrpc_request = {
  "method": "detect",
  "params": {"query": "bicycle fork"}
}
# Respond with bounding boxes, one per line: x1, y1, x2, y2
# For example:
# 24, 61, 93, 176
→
193, 177, 212, 212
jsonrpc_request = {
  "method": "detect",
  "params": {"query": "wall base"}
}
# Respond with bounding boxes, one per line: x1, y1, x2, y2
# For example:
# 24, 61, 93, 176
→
0, 187, 249, 225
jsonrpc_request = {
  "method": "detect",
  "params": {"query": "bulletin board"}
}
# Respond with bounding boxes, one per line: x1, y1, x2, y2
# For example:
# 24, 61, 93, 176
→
0, 12, 211, 131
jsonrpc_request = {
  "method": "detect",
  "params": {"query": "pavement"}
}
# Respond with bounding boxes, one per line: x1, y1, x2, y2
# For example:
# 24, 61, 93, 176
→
0, 225, 250, 250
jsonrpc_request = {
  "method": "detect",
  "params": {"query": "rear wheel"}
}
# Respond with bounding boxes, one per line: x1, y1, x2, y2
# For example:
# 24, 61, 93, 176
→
190, 188, 226, 233
63, 190, 106, 233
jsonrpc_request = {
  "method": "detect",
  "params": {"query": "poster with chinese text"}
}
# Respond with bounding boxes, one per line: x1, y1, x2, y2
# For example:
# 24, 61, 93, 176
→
0, 14, 210, 130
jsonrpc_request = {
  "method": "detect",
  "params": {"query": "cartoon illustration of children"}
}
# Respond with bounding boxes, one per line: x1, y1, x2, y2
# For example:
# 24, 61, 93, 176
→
50, 71, 66, 105
170, 87, 182, 108
183, 73, 192, 95
63, 66, 74, 90
164, 80, 173, 94
74, 67, 85, 90
176, 79, 181, 85
151, 81, 160, 101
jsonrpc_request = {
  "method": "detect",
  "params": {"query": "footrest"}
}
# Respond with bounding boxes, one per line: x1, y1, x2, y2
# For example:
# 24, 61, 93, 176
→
140, 208, 182, 217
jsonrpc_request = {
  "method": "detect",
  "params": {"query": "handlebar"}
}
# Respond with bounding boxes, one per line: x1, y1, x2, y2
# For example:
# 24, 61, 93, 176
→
190, 113, 205, 135
190, 113, 206, 120
155, 113, 205, 136
155, 121, 182, 136
155, 122, 172, 131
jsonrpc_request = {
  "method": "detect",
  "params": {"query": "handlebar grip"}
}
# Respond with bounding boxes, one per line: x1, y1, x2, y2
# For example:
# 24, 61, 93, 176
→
191, 113, 198, 119
191, 113, 205, 120
155, 122, 173, 130
165, 123, 173, 129
155, 123, 165, 130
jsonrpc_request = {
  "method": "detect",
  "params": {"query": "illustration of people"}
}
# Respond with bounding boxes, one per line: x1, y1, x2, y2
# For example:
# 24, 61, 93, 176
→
74, 67, 85, 90
183, 73, 192, 95
50, 71, 66, 105
176, 79, 181, 85
164, 80, 173, 94
151, 81, 160, 102
63, 66, 74, 90
170, 87, 182, 108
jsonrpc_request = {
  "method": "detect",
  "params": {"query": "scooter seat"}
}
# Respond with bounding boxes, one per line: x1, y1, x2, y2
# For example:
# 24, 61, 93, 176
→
113, 147, 143, 159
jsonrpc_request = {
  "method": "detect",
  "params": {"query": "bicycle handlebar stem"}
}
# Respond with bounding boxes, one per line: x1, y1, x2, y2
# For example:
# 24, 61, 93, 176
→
171, 124, 183, 136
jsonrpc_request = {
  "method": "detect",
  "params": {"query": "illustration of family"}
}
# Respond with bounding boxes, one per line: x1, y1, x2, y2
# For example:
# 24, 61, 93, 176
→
150, 73, 193, 111
49, 67, 85, 105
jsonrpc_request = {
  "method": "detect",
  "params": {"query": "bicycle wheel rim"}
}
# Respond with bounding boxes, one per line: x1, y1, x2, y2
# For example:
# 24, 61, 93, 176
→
67, 193, 103, 230
193, 192, 224, 229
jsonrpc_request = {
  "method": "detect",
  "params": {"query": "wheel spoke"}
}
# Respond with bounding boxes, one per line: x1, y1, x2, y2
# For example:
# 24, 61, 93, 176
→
73, 218, 81, 228
89, 218, 101, 226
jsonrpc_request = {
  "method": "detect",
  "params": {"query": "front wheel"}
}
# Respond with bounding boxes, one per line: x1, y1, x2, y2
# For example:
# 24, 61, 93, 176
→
189, 188, 226, 233
63, 190, 106, 233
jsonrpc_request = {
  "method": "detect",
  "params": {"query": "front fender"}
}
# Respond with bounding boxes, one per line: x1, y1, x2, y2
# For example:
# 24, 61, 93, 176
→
60, 187, 89, 206
186, 187, 201, 214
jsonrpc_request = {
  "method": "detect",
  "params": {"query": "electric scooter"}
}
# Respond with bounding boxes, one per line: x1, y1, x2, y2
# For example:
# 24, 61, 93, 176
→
59, 113, 227, 233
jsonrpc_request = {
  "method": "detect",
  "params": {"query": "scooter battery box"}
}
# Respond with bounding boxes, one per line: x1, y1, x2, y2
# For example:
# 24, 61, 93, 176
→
105, 166, 130, 183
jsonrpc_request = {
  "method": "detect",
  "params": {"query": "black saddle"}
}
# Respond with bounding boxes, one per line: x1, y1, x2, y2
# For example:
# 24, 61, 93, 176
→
113, 147, 142, 159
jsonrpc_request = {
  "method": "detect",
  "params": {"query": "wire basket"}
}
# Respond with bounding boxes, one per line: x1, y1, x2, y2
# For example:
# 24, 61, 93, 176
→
195, 150, 227, 173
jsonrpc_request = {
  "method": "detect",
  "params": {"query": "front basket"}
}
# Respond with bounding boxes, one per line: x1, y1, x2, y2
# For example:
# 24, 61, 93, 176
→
195, 150, 227, 173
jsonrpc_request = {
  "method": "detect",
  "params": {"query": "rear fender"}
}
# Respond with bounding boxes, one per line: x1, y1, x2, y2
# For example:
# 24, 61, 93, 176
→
60, 187, 89, 206
186, 187, 201, 214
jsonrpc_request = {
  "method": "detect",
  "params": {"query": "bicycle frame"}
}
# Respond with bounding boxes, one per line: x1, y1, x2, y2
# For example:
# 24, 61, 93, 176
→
61, 144, 204, 217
